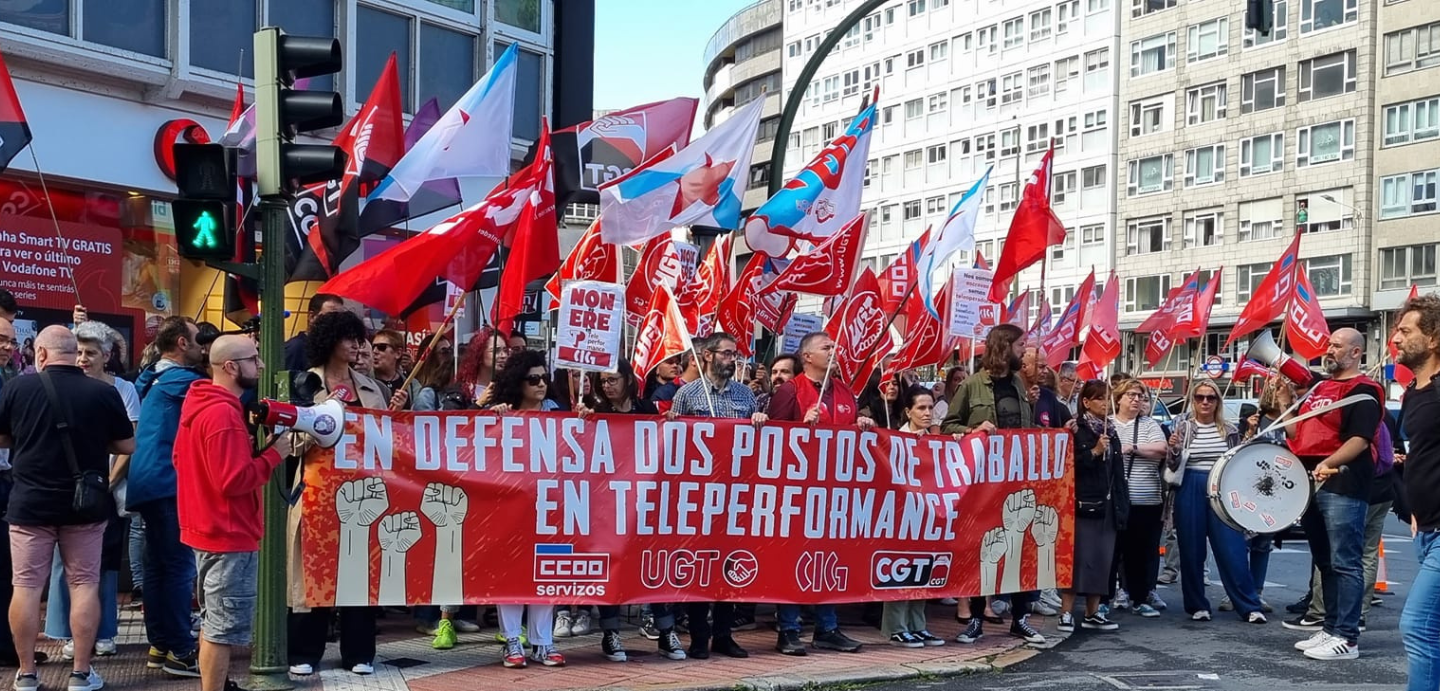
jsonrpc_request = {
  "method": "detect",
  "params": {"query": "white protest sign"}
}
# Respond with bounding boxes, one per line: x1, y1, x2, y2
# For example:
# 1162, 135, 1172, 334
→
781, 313, 824, 355
948, 268, 994, 338
555, 280, 625, 372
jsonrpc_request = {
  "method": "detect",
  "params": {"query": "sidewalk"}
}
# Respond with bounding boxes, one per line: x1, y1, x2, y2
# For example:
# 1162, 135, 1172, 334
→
25, 603, 1062, 690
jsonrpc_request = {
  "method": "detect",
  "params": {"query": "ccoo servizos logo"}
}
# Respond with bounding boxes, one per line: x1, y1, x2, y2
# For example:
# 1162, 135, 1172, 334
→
534, 544, 610, 583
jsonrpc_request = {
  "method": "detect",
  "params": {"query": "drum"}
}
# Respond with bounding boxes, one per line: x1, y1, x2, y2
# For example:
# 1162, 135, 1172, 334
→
1207, 441, 1312, 534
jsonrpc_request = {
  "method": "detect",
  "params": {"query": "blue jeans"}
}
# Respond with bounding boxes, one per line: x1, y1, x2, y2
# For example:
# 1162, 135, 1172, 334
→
127, 514, 145, 593
1402, 531, 1440, 691
136, 498, 197, 655
1301, 489, 1366, 644
44, 547, 119, 640
777, 604, 837, 634
1246, 533, 1273, 593
1175, 468, 1262, 616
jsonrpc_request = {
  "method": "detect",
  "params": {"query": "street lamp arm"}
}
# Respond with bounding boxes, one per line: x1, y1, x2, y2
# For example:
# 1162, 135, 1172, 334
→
766, 0, 890, 197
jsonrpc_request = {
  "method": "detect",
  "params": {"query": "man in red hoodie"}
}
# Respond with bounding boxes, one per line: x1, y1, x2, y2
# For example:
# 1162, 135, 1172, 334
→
174, 335, 283, 691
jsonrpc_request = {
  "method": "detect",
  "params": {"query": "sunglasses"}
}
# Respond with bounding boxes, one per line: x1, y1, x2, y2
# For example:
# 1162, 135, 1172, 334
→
1194, 394, 1219, 403
524, 374, 548, 386
372, 342, 395, 352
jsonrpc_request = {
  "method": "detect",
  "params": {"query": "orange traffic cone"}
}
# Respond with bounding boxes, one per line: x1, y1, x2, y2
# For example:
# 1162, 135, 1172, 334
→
1377, 540, 1389, 593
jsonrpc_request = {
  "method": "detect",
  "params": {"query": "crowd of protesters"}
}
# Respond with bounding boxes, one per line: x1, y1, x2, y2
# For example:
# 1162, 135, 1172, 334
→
0, 287, 1435, 691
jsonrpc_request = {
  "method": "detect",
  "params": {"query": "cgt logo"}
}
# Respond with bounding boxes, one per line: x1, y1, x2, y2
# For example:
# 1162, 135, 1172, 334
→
534, 544, 610, 583
871, 551, 953, 589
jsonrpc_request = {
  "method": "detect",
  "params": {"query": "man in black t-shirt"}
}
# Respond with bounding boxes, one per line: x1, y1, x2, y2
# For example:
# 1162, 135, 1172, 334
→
1393, 295, 1440, 687
0, 326, 134, 690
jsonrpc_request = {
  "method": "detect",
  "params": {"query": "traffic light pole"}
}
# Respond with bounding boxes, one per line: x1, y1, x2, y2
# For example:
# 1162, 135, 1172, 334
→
251, 196, 293, 691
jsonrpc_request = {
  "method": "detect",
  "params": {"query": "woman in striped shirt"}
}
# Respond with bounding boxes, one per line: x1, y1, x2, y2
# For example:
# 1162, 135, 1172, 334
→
1111, 380, 1170, 618
1167, 379, 1267, 624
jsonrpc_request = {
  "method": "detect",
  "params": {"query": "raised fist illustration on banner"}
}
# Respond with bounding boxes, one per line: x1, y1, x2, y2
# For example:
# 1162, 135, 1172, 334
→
421, 483, 469, 606
1031, 505, 1059, 590
335, 477, 390, 606
1001, 489, 1037, 594
378, 511, 422, 605
979, 526, 1007, 596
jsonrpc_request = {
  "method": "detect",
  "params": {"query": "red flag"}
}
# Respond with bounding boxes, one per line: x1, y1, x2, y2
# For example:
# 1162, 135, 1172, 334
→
1234, 358, 1270, 382
988, 146, 1067, 302
716, 253, 765, 356
877, 228, 930, 313
1227, 231, 1303, 346
545, 218, 620, 307
676, 235, 731, 337
625, 234, 690, 329
1144, 328, 1177, 367
1004, 290, 1031, 327
1027, 296, 1053, 341
1391, 284, 1420, 386
889, 273, 953, 377
1076, 271, 1120, 380
974, 249, 991, 271
1041, 270, 1096, 369
0, 48, 32, 173
1179, 268, 1222, 339
493, 125, 558, 335
227, 83, 245, 128
1137, 269, 1201, 333
1284, 264, 1331, 361
1141, 280, 1195, 366
762, 214, 867, 297
824, 268, 889, 387
632, 284, 693, 381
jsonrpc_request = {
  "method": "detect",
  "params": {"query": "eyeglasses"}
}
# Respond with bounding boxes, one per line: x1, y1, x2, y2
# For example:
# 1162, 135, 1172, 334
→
227, 355, 259, 366
1123, 392, 1149, 400
1194, 394, 1219, 403
524, 374, 548, 386
709, 348, 738, 359
600, 377, 623, 385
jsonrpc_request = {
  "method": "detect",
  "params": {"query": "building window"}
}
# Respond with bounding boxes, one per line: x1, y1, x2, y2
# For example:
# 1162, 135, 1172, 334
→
1241, 67, 1286, 113
82, 0, 169, 57
1184, 210, 1224, 248
1187, 18, 1229, 63
1245, 0, 1288, 47
420, 23, 479, 112
1086, 48, 1110, 72
1089, 0, 1111, 12
1129, 94, 1171, 137
1384, 96, 1440, 147
1299, 51, 1357, 102
975, 133, 996, 160
955, 32, 973, 52
1184, 145, 1225, 187
1000, 127, 1021, 157
1380, 245, 1438, 289
1305, 254, 1352, 296
1301, 0, 1358, 35
977, 25, 998, 54
822, 120, 840, 140
1027, 123, 1051, 154
1186, 82, 1227, 124
904, 200, 922, 220
977, 78, 997, 108
1082, 165, 1107, 189
495, 0, 541, 33
1132, 0, 1175, 18
1380, 170, 1439, 219
926, 196, 946, 215
1240, 132, 1284, 176
787, 41, 801, 57
928, 92, 948, 113
1125, 273, 1172, 312
906, 49, 926, 69
192, 0, 259, 77
1030, 8, 1053, 42
926, 144, 947, 164
905, 98, 924, 119
842, 69, 861, 98
1055, 56, 1080, 93
1000, 182, 1019, 211
1237, 263, 1269, 302
1384, 21, 1440, 75
1057, 0, 1080, 33
929, 40, 948, 62
1053, 171, 1076, 204
1296, 188, 1354, 233
1084, 109, 1108, 130
1001, 72, 1024, 105
1003, 17, 1025, 49
1126, 216, 1171, 255
357, 6, 414, 110
1028, 64, 1051, 99
909, 0, 927, 16
1081, 223, 1105, 245
903, 149, 923, 170
1297, 119, 1355, 167
1131, 32, 1177, 77
1239, 197, 1283, 241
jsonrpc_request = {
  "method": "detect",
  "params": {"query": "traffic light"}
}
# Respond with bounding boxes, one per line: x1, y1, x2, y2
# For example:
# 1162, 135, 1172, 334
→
172, 143, 237, 261
254, 28, 347, 197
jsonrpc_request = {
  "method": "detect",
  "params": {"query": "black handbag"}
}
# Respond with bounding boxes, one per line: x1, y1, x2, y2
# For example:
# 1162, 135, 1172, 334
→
1077, 422, 1111, 518
39, 372, 110, 523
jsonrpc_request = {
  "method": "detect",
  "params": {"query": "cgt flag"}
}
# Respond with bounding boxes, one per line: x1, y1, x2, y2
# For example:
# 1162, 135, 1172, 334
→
552, 98, 698, 205
761, 213, 867, 298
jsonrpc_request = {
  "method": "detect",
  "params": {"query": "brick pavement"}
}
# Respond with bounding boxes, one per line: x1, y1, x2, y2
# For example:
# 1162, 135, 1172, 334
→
12, 603, 1062, 691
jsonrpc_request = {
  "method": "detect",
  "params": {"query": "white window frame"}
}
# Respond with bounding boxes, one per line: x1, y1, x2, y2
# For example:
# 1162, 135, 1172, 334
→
1028, 64, 1051, 99
1187, 17, 1229, 63
1244, 0, 1289, 47
1131, 32, 1178, 77
1132, 0, 1176, 18
1003, 17, 1025, 49
1082, 164, 1107, 190
926, 143, 948, 164
1240, 132, 1284, 176
1127, 154, 1175, 196
906, 48, 926, 69
1384, 97, 1440, 148
1238, 198, 1284, 241
929, 40, 948, 62
1081, 223, 1105, 245
1186, 82, 1227, 125
1299, 51, 1357, 102
1183, 210, 1225, 248
1384, 21, 1440, 76
1296, 119, 1356, 167
1241, 67, 1286, 114
1054, 56, 1080, 93
1296, 189, 1356, 234
927, 91, 948, 113
1304, 254, 1353, 296
1030, 8, 1053, 42
1124, 273, 1173, 312
1129, 94, 1171, 137
903, 199, 922, 220
1184, 144, 1225, 188
1001, 72, 1024, 105
1380, 244, 1439, 290
1301, 0, 1358, 35
1381, 170, 1440, 219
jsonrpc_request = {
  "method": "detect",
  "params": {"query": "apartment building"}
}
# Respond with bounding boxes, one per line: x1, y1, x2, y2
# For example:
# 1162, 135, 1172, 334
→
704, 0, 785, 214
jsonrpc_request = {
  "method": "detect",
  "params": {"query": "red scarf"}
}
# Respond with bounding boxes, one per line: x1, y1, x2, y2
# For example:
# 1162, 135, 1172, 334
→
792, 373, 858, 425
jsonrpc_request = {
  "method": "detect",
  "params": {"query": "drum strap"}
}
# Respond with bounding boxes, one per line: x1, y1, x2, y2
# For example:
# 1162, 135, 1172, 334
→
1249, 393, 1374, 442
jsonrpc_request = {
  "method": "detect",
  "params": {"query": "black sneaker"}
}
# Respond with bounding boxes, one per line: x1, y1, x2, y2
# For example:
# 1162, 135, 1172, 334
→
639, 613, 661, 640
889, 632, 924, 648
1286, 596, 1312, 615
776, 630, 807, 656
956, 618, 983, 643
601, 630, 627, 662
731, 613, 758, 631
913, 630, 946, 646
1282, 615, 1324, 631
658, 629, 687, 661
1359, 617, 1367, 632
713, 636, 749, 658
162, 650, 201, 678
813, 628, 862, 652
1081, 614, 1119, 631
1010, 615, 1046, 643
687, 645, 710, 660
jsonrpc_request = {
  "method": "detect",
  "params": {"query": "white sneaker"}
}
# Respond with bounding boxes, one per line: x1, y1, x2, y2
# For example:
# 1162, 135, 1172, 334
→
288, 663, 315, 676
66, 668, 102, 691
1294, 630, 1330, 651
570, 611, 593, 636
350, 662, 375, 675
453, 619, 481, 633
553, 610, 574, 638
62, 639, 75, 660
1191, 610, 1212, 621
1303, 635, 1358, 660
1248, 612, 1267, 624
93, 639, 116, 657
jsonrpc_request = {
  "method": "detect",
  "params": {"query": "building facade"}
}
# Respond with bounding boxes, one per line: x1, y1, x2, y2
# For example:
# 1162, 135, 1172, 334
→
704, 0, 785, 215
0, 0, 587, 354
778, 0, 1121, 325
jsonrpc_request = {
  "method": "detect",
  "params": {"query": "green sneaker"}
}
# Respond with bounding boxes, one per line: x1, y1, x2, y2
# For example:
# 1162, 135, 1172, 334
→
433, 619, 457, 650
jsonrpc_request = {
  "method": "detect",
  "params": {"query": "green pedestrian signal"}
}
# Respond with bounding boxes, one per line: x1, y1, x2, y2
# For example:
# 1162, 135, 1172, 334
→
191, 210, 220, 250
172, 200, 235, 260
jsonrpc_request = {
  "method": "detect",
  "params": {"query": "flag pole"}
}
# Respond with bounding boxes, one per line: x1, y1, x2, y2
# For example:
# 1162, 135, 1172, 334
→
25, 149, 83, 302
390, 291, 466, 410
685, 338, 718, 417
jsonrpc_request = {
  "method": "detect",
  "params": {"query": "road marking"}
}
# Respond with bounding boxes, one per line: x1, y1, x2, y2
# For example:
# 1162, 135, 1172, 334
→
1096, 671, 1213, 690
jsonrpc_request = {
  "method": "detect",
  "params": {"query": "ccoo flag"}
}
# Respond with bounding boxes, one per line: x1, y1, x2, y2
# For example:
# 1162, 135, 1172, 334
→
745, 104, 876, 257
918, 167, 991, 319
369, 44, 517, 203
598, 98, 764, 246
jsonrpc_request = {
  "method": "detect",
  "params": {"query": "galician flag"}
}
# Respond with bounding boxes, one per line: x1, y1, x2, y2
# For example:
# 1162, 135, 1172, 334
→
598, 98, 765, 246
369, 44, 518, 203
918, 167, 991, 319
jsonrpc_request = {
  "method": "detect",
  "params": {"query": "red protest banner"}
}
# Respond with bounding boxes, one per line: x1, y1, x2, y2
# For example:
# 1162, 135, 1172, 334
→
296, 413, 1075, 607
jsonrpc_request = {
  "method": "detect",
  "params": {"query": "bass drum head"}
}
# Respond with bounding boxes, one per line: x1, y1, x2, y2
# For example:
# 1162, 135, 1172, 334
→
1207, 441, 1313, 534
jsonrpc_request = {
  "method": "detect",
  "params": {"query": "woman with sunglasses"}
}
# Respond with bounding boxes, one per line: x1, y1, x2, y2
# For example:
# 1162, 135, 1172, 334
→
1108, 379, 1170, 620
1060, 380, 1129, 633
1166, 379, 1266, 624
485, 350, 563, 667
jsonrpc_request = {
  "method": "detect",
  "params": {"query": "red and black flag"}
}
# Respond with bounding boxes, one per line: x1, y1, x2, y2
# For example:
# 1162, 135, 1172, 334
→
549, 97, 697, 205
0, 47, 33, 173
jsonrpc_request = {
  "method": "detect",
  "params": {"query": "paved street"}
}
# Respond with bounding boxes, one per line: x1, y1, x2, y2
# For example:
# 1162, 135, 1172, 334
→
867, 516, 1416, 691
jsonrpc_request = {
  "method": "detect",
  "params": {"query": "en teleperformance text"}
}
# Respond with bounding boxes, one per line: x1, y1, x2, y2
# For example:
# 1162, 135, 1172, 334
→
331, 415, 1068, 540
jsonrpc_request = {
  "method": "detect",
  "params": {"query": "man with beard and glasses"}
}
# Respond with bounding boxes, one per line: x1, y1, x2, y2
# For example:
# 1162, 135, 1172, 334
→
1285, 328, 1382, 661
174, 336, 286, 691
1393, 294, 1440, 691
668, 332, 766, 660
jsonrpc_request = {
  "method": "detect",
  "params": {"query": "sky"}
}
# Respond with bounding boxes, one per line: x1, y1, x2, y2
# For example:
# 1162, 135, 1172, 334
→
592, 0, 758, 113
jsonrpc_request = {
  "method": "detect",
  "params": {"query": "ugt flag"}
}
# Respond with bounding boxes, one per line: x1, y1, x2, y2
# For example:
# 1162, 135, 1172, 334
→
599, 98, 764, 246
744, 103, 876, 257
